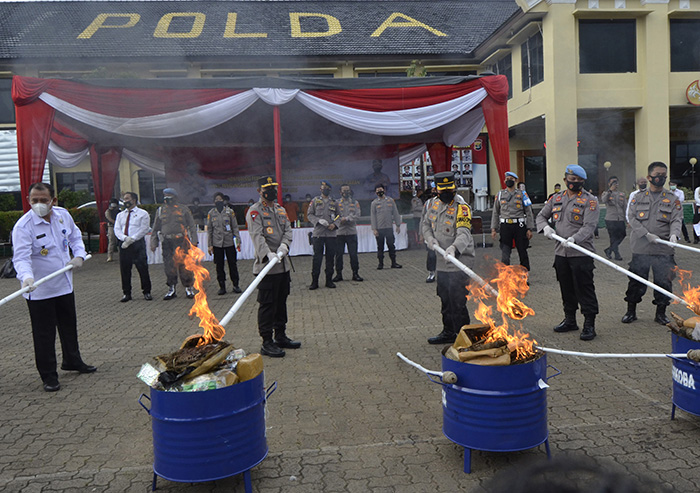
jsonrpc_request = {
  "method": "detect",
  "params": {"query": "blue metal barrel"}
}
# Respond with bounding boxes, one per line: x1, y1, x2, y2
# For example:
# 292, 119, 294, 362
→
671, 334, 700, 418
441, 354, 549, 453
140, 372, 271, 484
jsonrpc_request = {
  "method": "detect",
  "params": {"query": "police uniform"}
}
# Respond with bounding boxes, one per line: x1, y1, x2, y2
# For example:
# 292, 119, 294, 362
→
536, 165, 600, 340
623, 186, 683, 324
422, 172, 475, 344
150, 189, 198, 299
490, 174, 534, 270
307, 181, 340, 289
207, 204, 241, 293
601, 188, 627, 260
246, 176, 299, 356
334, 195, 363, 282
370, 193, 402, 269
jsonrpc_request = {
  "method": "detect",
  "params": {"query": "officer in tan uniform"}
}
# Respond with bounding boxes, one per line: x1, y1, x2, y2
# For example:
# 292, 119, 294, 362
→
490, 171, 534, 271
370, 183, 403, 269
246, 176, 300, 358
150, 188, 198, 300
601, 176, 627, 261
207, 192, 241, 295
307, 180, 340, 290
622, 162, 683, 325
422, 172, 475, 345
333, 184, 363, 282
537, 165, 600, 341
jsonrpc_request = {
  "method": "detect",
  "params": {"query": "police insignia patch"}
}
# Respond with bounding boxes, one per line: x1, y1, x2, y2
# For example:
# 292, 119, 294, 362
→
266, 227, 273, 234
250, 211, 258, 220
590, 201, 597, 211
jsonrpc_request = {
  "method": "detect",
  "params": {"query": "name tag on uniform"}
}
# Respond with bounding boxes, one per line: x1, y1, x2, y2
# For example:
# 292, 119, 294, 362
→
225, 224, 231, 231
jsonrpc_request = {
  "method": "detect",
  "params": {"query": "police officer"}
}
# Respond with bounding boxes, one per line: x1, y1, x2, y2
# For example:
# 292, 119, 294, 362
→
622, 162, 682, 325
150, 188, 198, 300
333, 184, 363, 282
370, 184, 403, 269
246, 176, 300, 358
601, 176, 627, 261
307, 180, 340, 290
207, 192, 241, 295
490, 171, 534, 271
537, 165, 600, 341
422, 172, 475, 344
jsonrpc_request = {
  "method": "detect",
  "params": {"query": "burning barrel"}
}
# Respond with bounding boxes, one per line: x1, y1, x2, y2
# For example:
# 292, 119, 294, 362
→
670, 333, 700, 419
138, 372, 275, 492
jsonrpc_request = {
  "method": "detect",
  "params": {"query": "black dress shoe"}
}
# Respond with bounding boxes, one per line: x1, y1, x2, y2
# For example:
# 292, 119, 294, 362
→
326, 281, 336, 288
217, 287, 226, 295
391, 263, 402, 269
352, 273, 364, 282
614, 254, 623, 261
621, 312, 637, 324
655, 313, 671, 325
260, 341, 285, 358
232, 285, 242, 294
332, 274, 343, 282
377, 263, 383, 270
309, 281, 319, 290
553, 318, 579, 332
428, 331, 456, 345
275, 335, 301, 349
120, 294, 132, 303
144, 293, 153, 301
61, 363, 97, 373
43, 381, 61, 392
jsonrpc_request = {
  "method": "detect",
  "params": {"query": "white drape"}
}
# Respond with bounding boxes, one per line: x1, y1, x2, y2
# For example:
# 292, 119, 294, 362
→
399, 144, 428, 166
47, 141, 89, 168
122, 149, 166, 176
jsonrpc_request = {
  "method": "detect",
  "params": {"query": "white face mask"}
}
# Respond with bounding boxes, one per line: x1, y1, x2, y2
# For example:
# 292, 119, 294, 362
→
31, 202, 51, 217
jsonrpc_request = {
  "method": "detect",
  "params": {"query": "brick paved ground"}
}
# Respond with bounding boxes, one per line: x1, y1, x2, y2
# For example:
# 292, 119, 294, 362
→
1, 232, 699, 492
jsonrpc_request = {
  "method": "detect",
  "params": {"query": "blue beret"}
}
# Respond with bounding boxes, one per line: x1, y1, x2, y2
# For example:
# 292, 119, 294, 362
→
505, 171, 518, 180
565, 165, 587, 180
163, 188, 178, 196
321, 180, 332, 188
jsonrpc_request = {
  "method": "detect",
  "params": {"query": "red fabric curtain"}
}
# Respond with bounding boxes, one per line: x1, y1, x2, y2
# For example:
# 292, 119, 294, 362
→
427, 143, 452, 174
52, 119, 89, 152
479, 75, 511, 186
90, 146, 122, 253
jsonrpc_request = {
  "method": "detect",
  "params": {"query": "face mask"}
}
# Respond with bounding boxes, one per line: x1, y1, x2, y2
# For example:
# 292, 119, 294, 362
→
31, 202, 51, 217
376, 191, 385, 197
566, 180, 583, 192
649, 175, 666, 188
505, 179, 515, 188
438, 190, 455, 203
321, 188, 330, 196
262, 189, 276, 202
123, 201, 133, 208
164, 197, 174, 204
638, 183, 647, 190
109, 204, 117, 209
215, 202, 224, 212
341, 192, 349, 198
670, 185, 677, 191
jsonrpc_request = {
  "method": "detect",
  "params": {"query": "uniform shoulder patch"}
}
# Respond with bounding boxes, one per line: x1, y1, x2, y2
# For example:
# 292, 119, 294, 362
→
250, 211, 259, 220
676, 199, 682, 210
456, 204, 472, 229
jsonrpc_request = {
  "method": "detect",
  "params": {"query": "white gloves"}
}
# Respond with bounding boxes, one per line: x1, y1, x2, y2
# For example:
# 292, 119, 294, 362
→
67, 257, 84, 268
670, 234, 679, 244
276, 243, 289, 258
318, 219, 329, 227
22, 278, 35, 292
445, 245, 457, 257
426, 237, 439, 251
646, 232, 660, 244
564, 237, 576, 248
121, 236, 135, 249
266, 251, 278, 263
542, 225, 555, 239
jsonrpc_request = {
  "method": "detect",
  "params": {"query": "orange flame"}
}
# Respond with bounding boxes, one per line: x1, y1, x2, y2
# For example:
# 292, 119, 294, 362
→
674, 267, 700, 315
173, 236, 225, 346
468, 263, 538, 361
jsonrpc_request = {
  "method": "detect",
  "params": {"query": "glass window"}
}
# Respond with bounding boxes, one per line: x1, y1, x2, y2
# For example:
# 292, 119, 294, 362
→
56, 172, 93, 193
579, 19, 636, 74
0, 79, 15, 124
137, 170, 167, 204
671, 20, 700, 72
521, 31, 543, 90
492, 54, 513, 99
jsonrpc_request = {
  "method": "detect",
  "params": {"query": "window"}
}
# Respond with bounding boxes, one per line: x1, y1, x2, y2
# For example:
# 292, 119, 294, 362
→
521, 31, 543, 90
492, 54, 513, 99
56, 172, 93, 193
579, 20, 636, 74
357, 72, 407, 78
0, 79, 15, 124
138, 170, 167, 204
671, 20, 700, 72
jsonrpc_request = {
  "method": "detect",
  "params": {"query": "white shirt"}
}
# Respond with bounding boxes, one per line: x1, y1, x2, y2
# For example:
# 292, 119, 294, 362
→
12, 206, 86, 300
673, 188, 685, 203
626, 189, 642, 223
694, 187, 700, 206
114, 206, 150, 241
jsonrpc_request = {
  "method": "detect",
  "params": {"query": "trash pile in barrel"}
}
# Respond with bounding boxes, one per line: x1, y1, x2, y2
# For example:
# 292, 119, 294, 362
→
669, 313, 700, 363
443, 323, 543, 366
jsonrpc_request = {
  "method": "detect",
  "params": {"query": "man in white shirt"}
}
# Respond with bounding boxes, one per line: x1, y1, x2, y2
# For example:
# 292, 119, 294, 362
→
626, 177, 647, 223
114, 192, 152, 302
12, 182, 95, 392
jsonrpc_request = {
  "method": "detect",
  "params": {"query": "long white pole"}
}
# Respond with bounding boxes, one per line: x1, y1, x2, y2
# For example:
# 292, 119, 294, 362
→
433, 244, 499, 297
219, 254, 281, 327
537, 346, 688, 359
656, 238, 700, 254
0, 254, 93, 308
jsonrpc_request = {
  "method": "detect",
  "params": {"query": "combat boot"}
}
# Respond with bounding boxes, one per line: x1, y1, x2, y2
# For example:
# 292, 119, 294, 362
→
377, 258, 384, 270
261, 338, 285, 358
275, 330, 301, 349
217, 281, 226, 295
352, 271, 364, 282
553, 312, 578, 332
654, 305, 671, 325
428, 330, 456, 345
580, 315, 597, 341
621, 302, 637, 323
426, 271, 436, 283
332, 272, 343, 282
390, 255, 402, 268
309, 279, 319, 290
163, 286, 176, 300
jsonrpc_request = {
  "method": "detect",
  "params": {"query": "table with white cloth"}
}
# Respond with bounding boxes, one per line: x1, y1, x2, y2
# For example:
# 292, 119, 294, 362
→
146, 224, 408, 264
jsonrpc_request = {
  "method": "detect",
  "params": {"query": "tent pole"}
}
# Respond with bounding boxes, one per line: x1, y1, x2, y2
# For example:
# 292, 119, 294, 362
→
273, 106, 282, 203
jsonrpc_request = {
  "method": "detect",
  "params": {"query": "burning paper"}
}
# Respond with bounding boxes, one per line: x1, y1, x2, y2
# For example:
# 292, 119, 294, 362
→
673, 267, 700, 316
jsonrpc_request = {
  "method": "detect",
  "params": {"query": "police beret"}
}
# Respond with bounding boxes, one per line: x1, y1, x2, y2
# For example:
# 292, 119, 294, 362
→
505, 171, 518, 180
258, 176, 278, 188
565, 165, 587, 180
321, 180, 332, 188
163, 188, 178, 197
434, 171, 456, 190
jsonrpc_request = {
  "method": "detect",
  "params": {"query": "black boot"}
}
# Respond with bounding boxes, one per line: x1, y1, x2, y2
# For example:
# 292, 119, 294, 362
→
377, 258, 384, 270
275, 330, 301, 349
309, 279, 319, 290
654, 305, 671, 325
390, 255, 402, 268
604, 247, 612, 259
261, 338, 285, 358
621, 302, 637, 323
217, 281, 226, 295
428, 330, 457, 345
332, 272, 343, 282
580, 315, 597, 341
553, 312, 579, 332
352, 271, 364, 282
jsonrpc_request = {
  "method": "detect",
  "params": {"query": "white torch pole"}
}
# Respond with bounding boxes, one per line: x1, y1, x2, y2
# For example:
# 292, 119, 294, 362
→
656, 238, 700, 254
0, 254, 93, 308
432, 244, 499, 297
219, 254, 281, 328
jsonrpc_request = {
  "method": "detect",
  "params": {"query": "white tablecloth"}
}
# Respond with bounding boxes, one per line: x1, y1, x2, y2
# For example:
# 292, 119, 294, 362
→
146, 225, 407, 264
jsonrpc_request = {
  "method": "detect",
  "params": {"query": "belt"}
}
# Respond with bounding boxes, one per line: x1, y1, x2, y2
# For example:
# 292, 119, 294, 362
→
500, 218, 526, 224
163, 233, 185, 239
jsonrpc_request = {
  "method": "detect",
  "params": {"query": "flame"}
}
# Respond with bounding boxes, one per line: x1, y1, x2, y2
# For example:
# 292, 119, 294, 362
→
173, 235, 225, 346
468, 263, 538, 361
674, 267, 700, 315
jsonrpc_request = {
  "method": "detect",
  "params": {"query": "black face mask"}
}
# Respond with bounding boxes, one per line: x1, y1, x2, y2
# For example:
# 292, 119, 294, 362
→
164, 197, 174, 205
215, 202, 224, 212
262, 189, 276, 202
638, 183, 647, 190
341, 192, 350, 198
439, 190, 456, 203
123, 201, 133, 208
321, 188, 331, 196
376, 191, 385, 197
566, 180, 583, 192
505, 179, 515, 188
649, 175, 667, 188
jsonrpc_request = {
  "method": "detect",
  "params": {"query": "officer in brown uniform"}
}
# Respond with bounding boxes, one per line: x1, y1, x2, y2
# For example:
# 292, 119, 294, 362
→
422, 172, 475, 345
622, 162, 682, 325
537, 165, 600, 341
150, 188, 198, 300
333, 184, 363, 282
207, 192, 242, 295
490, 171, 534, 271
601, 176, 627, 261
246, 176, 300, 358
307, 180, 340, 290
370, 183, 403, 269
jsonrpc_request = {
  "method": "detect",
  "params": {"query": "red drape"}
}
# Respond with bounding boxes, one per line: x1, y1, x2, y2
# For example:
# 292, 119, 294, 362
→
90, 146, 122, 253
427, 143, 452, 174
479, 76, 511, 186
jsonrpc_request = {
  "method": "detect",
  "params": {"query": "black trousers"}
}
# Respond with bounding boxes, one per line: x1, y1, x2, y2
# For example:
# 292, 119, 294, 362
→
499, 222, 530, 271
213, 245, 239, 286
257, 271, 291, 340
335, 234, 360, 275
624, 254, 676, 306
119, 238, 151, 295
162, 238, 194, 287
681, 221, 690, 242
312, 236, 336, 282
605, 220, 626, 256
437, 270, 471, 334
554, 255, 599, 316
426, 246, 437, 272
376, 228, 396, 262
26, 292, 83, 383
